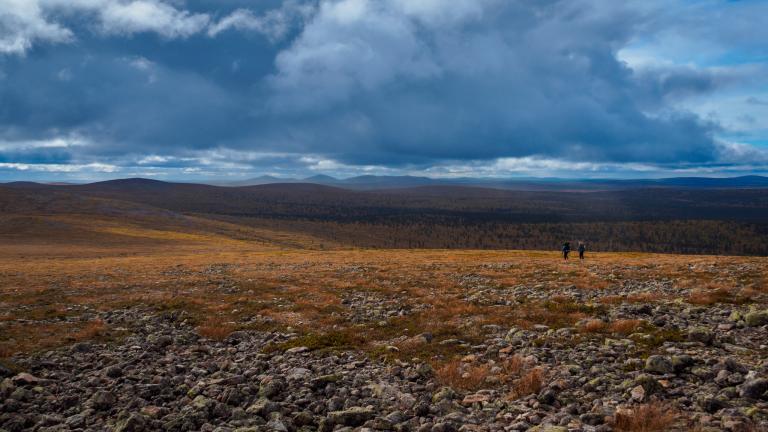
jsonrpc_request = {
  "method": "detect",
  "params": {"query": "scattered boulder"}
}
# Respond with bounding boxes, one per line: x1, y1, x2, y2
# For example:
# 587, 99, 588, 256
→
11, 373, 44, 386
688, 327, 714, 345
89, 391, 117, 411
645, 356, 674, 375
745, 310, 768, 327
104, 365, 123, 378
327, 407, 375, 427
740, 379, 768, 400
634, 374, 663, 396
698, 396, 729, 414
671, 355, 695, 372
115, 413, 147, 432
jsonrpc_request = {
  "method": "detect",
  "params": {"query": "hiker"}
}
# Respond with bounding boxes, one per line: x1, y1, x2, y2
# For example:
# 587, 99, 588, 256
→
562, 242, 571, 260
578, 242, 586, 260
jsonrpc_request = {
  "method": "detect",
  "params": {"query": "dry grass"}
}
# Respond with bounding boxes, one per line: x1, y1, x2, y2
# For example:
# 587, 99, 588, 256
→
609, 319, 644, 334
196, 317, 238, 341
434, 359, 492, 391
509, 367, 546, 399
434, 354, 535, 393
613, 402, 679, 432
500, 355, 525, 376
69, 319, 107, 341
0, 319, 110, 358
0, 223, 766, 358
626, 292, 658, 303
580, 319, 645, 335
0, 345, 14, 358
581, 319, 608, 333
687, 287, 749, 305
599, 295, 624, 305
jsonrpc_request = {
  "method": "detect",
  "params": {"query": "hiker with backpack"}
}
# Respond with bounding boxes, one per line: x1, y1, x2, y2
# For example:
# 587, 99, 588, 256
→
578, 242, 586, 260
562, 242, 571, 260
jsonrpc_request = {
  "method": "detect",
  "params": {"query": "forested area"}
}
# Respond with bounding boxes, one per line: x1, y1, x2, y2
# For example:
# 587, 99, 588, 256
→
5, 180, 768, 255
217, 217, 768, 256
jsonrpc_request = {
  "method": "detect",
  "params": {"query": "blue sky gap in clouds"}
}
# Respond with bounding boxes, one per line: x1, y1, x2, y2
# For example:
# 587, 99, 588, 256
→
0, 0, 767, 181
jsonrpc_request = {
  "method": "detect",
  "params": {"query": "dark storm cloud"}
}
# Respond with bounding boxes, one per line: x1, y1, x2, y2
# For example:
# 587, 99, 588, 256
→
258, 0, 720, 165
0, 0, 766, 178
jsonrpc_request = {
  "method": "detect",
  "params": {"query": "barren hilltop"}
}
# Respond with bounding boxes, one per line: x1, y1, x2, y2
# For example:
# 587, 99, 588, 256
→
1, 180, 767, 432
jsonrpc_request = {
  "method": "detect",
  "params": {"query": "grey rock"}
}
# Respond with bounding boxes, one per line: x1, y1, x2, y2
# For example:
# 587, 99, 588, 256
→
698, 397, 728, 414
259, 377, 285, 399
11, 372, 44, 386
671, 355, 695, 372
688, 327, 714, 345
537, 389, 557, 405
0, 364, 13, 378
645, 355, 674, 374
153, 335, 174, 348
740, 379, 768, 400
328, 407, 375, 427
65, 412, 89, 428
745, 310, 768, 327
104, 365, 123, 378
634, 374, 663, 396
115, 414, 147, 432
723, 357, 748, 374
432, 422, 457, 432
70, 342, 92, 353
89, 390, 117, 411
246, 398, 281, 418
579, 413, 605, 426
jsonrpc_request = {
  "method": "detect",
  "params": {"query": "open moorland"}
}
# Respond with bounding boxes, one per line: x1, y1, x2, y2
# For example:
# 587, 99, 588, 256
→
1, 182, 768, 432
3, 179, 768, 255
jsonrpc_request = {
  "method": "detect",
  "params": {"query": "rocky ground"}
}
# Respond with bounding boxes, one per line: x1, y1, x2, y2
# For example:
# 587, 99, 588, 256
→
2, 254, 768, 431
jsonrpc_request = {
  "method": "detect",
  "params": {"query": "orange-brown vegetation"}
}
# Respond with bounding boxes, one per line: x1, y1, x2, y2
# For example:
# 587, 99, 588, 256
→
434, 359, 492, 391
70, 319, 108, 341
509, 367, 546, 399
610, 319, 645, 334
434, 355, 534, 393
581, 319, 608, 333
580, 318, 645, 335
686, 287, 752, 305
196, 317, 238, 341
1, 211, 766, 361
612, 402, 679, 432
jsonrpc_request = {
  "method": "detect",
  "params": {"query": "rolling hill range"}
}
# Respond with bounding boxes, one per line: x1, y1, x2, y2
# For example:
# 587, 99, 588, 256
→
0, 184, 336, 251
2, 178, 768, 255
219, 174, 768, 191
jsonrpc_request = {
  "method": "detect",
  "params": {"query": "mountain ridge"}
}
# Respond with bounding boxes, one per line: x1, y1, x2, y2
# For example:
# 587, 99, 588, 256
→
10, 174, 767, 191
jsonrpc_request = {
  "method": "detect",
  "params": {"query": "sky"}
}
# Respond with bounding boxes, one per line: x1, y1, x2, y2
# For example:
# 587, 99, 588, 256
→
1, 0, 767, 182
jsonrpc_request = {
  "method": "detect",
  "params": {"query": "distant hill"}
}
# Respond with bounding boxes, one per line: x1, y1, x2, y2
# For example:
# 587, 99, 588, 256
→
214, 174, 768, 191
3, 176, 768, 255
4, 177, 768, 222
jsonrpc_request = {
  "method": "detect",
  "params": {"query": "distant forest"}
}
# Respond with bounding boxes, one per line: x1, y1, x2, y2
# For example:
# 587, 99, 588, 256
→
3, 179, 768, 256
215, 216, 768, 256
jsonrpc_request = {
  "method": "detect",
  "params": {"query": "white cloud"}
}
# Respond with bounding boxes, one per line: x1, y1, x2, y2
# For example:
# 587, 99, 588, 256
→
0, 0, 210, 55
268, 0, 450, 111
95, 0, 209, 38
0, 0, 73, 54
0, 162, 118, 172
0, 135, 90, 151
208, 1, 316, 41
716, 141, 768, 165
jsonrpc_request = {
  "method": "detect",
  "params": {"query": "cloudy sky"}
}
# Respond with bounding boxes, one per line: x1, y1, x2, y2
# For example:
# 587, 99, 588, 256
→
1, 0, 767, 181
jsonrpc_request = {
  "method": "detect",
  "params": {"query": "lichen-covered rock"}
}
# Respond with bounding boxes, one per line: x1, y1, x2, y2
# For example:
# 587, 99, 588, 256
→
327, 407, 375, 427
645, 355, 674, 374
688, 327, 714, 345
740, 379, 768, 400
745, 310, 768, 327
